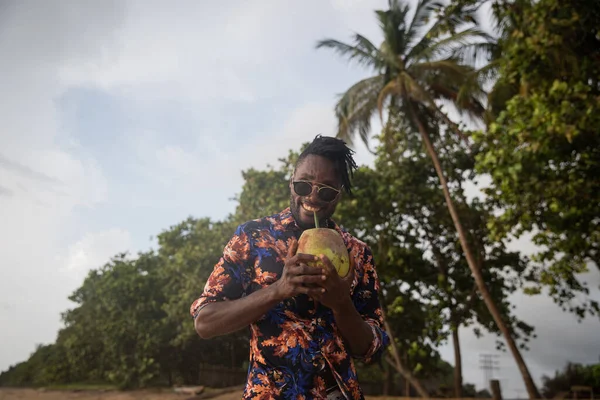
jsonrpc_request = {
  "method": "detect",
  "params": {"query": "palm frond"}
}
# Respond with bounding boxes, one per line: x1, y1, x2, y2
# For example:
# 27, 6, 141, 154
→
352, 33, 381, 56
334, 75, 386, 147
377, 1, 412, 58
452, 41, 498, 68
403, 0, 443, 62
378, 41, 404, 72
430, 81, 485, 120
409, 58, 482, 104
409, 27, 493, 64
438, 6, 478, 33
401, 73, 472, 143
399, 72, 431, 104
407, 0, 445, 35
411, 58, 473, 77
316, 37, 384, 70
427, 0, 486, 40
456, 79, 486, 117
475, 59, 501, 86
377, 80, 402, 123
489, 2, 518, 39
318, 0, 492, 149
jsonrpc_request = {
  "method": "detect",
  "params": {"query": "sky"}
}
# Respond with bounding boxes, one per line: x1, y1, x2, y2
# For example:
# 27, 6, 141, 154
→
0, 0, 599, 398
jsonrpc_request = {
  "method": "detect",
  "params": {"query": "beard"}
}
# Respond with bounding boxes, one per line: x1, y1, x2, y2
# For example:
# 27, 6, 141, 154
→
289, 194, 312, 230
289, 193, 334, 230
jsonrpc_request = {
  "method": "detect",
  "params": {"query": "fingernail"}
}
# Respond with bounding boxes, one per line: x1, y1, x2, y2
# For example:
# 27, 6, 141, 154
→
321, 275, 326, 280
321, 288, 326, 293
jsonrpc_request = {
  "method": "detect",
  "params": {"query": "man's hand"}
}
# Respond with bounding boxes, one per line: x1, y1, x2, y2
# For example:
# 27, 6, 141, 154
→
272, 239, 327, 301
195, 239, 326, 339
311, 254, 355, 312
311, 253, 375, 358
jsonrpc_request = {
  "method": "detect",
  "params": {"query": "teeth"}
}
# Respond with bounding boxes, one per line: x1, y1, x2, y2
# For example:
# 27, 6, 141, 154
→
302, 203, 320, 212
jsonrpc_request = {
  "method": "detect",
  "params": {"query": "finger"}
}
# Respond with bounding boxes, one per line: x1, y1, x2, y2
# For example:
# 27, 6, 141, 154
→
287, 238, 298, 260
318, 254, 337, 276
292, 274, 327, 286
286, 264, 323, 282
286, 262, 303, 276
294, 253, 320, 264
295, 264, 325, 276
286, 254, 319, 269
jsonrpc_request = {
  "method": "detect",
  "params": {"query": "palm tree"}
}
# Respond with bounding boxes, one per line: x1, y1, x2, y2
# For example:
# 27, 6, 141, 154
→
316, 0, 542, 398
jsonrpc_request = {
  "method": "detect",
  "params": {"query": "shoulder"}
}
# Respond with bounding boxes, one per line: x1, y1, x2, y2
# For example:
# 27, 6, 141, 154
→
337, 226, 374, 260
336, 223, 370, 250
231, 211, 283, 236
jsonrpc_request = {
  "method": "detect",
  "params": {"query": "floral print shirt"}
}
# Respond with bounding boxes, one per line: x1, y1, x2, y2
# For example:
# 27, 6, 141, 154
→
190, 208, 389, 400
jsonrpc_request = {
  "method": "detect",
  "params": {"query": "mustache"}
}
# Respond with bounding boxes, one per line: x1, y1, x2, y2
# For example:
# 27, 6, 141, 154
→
301, 200, 326, 208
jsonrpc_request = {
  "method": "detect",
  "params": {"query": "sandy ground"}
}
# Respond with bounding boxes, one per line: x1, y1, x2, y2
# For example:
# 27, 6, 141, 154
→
0, 388, 243, 400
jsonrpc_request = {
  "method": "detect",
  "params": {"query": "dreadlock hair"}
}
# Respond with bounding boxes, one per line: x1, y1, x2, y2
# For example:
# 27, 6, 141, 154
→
295, 134, 358, 195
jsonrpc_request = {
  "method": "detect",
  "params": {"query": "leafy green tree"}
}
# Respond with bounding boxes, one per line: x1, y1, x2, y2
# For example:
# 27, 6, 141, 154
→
474, 0, 600, 319
0, 344, 71, 387
1, 253, 173, 389
229, 148, 306, 223
316, 1, 541, 397
336, 114, 534, 397
541, 360, 600, 399
156, 217, 249, 384
61, 253, 170, 388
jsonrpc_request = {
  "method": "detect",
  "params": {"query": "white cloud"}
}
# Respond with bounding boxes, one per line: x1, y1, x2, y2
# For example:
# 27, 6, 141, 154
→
238, 102, 379, 171
0, 0, 120, 371
60, 228, 134, 282
56, 0, 307, 106
138, 101, 379, 211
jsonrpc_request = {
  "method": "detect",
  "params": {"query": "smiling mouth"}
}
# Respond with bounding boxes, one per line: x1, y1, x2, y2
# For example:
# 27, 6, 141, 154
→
301, 202, 322, 213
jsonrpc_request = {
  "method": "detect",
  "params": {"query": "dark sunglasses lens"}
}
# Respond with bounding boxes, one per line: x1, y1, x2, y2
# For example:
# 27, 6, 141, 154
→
293, 181, 313, 196
318, 188, 338, 202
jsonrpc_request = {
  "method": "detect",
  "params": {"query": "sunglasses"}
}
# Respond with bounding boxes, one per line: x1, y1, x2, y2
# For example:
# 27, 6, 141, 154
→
292, 180, 341, 203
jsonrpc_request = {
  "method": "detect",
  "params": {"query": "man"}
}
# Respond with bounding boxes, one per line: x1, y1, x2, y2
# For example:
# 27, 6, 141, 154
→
190, 135, 389, 399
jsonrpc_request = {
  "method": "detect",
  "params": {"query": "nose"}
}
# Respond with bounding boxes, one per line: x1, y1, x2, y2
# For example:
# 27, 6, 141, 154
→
307, 186, 321, 203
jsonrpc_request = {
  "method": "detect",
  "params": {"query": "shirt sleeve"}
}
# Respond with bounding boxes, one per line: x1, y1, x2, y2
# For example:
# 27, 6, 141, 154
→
190, 224, 253, 320
350, 244, 390, 364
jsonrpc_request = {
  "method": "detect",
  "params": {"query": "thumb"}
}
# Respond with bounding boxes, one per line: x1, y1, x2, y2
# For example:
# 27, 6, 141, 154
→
287, 237, 298, 260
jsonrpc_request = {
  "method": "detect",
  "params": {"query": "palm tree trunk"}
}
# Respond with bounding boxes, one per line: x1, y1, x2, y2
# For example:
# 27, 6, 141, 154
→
381, 307, 430, 398
452, 322, 463, 398
407, 103, 541, 400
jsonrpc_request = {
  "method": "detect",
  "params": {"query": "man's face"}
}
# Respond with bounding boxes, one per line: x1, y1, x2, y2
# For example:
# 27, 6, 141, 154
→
289, 154, 342, 230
